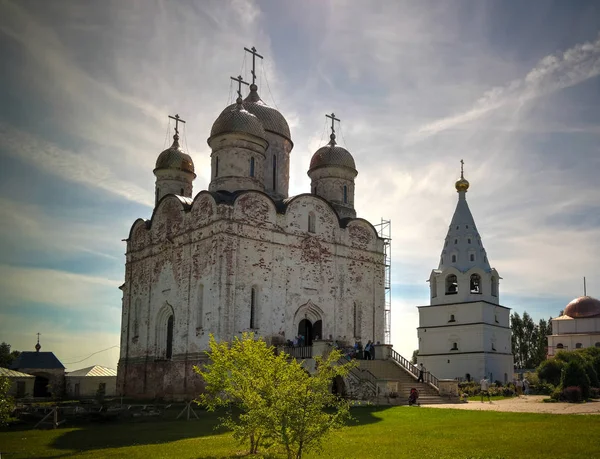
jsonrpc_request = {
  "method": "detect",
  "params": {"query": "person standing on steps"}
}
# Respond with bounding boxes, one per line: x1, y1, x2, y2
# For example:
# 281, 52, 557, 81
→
417, 363, 425, 383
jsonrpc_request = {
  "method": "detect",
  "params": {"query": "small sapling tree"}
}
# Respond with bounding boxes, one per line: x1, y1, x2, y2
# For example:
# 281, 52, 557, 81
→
194, 333, 355, 458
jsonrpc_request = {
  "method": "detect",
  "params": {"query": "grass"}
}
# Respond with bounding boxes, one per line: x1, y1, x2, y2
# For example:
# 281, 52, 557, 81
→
1, 406, 599, 459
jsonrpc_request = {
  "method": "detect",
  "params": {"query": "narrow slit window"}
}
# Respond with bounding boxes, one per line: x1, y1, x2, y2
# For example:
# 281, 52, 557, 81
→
250, 157, 255, 177
343, 185, 348, 204
308, 212, 316, 233
272, 155, 277, 191
451, 255, 456, 263
250, 288, 256, 329
215, 156, 219, 177
166, 315, 174, 359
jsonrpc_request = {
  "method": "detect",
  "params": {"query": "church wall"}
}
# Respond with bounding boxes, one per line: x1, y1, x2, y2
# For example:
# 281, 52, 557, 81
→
420, 352, 513, 382
119, 190, 385, 399
553, 317, 600, 334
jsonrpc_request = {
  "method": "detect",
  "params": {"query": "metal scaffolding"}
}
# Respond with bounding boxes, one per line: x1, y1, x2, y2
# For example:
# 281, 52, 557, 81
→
374, 218, 392, 344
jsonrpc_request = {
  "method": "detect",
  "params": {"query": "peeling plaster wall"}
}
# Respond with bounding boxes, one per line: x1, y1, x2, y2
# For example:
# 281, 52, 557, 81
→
118, 191, 385, 399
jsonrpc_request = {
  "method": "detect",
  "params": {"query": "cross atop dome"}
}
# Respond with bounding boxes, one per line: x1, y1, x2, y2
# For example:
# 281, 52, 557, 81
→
244, 46, 263, 87
325, 112, 340, 145
455, 159, 470, 193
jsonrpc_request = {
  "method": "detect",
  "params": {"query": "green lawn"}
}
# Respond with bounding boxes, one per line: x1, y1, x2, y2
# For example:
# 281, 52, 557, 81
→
1, 406, 598, 459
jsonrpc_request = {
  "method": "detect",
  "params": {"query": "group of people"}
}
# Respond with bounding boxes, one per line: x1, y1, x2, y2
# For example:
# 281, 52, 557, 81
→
479, 375, 530, 403
285, 335, 308, 347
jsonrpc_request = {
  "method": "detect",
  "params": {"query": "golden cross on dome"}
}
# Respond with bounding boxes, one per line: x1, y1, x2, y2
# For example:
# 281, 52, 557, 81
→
168, 114, 186, 136
460, 159, 465, 179
326, 112, 340, 136
244, 46, 263, 85
230, 75, 249, 99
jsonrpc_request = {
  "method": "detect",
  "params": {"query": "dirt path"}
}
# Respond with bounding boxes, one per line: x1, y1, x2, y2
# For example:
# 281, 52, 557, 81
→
424, 395, 600, 415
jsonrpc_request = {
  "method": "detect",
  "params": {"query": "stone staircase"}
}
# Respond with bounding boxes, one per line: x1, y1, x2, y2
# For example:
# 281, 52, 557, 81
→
356, 359, 457, 406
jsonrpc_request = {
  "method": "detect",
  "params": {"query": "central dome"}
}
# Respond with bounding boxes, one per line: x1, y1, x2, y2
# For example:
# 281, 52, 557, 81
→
309, 134, 356, 172
217, 84, 291, 142
564, 296, 600, 318
210, 98, 267, 141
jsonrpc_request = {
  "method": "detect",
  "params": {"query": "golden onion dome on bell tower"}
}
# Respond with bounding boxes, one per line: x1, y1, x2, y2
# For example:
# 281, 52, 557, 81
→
455, 159, 470, 192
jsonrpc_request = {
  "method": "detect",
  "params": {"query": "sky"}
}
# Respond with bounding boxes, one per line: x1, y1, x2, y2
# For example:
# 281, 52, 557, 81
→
1, 0, 600, 371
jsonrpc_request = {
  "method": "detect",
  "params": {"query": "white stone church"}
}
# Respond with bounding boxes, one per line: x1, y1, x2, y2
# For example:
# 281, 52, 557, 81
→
417, 168, 514, 384
117, 54, 386, 399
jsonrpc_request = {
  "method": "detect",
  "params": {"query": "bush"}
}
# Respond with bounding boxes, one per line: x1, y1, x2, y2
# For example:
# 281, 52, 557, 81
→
563, 386, 583, 403
538, 359, 565, 386
502, 387, 515, 397
589, 387, 600, 399
550, 386, 563, 401
561, 361, 591, 400
533, 382, 554, 396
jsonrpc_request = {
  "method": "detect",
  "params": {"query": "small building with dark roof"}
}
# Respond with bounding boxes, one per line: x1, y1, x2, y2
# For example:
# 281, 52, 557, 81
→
0, 367, 35, 399
10, 350, 65, 398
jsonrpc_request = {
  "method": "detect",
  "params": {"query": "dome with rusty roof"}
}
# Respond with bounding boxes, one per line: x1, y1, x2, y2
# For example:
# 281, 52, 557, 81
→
308, 134, 357, 173
210, 98, 267, 142
155, 135, 195, 174
217, 84, 291, 142
564, 296, 600, 318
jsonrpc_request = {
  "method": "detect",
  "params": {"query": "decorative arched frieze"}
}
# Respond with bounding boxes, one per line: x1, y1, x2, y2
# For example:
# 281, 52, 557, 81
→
294, 301, 324, 325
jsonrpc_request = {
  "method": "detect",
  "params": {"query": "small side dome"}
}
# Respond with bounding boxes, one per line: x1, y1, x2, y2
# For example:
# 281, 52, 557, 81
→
564, 296, 600, 318
155, 135, 195, 174
210, 98, 267, 142
308, 134, 356, 172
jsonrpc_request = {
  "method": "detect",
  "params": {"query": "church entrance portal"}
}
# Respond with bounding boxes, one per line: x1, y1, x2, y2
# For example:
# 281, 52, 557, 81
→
297, 319, 323, 346
33, 375, 50, 397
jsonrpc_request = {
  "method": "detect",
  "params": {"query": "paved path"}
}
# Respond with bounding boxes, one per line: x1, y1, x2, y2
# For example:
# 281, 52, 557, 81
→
423, 395, 600, 415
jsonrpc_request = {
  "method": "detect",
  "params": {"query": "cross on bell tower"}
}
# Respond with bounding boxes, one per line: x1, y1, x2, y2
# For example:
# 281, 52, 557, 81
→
35, 332, 41, 352
244, 46, 263, 86
460, 159, 465, 179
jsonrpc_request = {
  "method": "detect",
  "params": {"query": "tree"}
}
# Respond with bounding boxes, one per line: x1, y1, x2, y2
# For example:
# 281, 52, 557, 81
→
0, 376, 14, 425
511, 312, 552, 369
0, 342, 20, 369
410, 349, 419, 364
561, 360, 591, 400
195, 333, 354, 459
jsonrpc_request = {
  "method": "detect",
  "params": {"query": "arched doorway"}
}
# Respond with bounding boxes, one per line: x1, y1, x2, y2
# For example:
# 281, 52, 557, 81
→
298, 319, 313, 346
33, 374, 50, 397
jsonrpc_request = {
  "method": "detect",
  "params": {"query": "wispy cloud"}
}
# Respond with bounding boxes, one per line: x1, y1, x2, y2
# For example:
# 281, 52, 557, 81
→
410, 34, 600, 141
0, 123, 154, 207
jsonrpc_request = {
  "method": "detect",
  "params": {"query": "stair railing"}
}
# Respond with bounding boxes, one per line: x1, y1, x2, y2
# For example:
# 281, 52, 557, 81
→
389, 349, 439, 390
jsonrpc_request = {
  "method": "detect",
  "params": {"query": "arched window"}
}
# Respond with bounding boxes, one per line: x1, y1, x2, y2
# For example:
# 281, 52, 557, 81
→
576, 343, 583, 349
446, 275, 458, 295
470, 274, 481, 293
451, 255, 457, 263
197, 284, 204, 330
491, 276, 498, 297
449, 314, 455, 322
215, 156, 219, 177
308, 212, 316, 233
343, 185, 348, 204
180, 188, 184, 195
454, 239, 458, 244
250, 157, 255, 177
451, 342, 458, 350
272, 155, 277, 191
166, 315, 174, 359
556, 343, 564, 349
470, 253, 475, 262
156, 304, 174, 359
250, 287, 257, 329
133, 298, 141, 337
468, 238, 471, 244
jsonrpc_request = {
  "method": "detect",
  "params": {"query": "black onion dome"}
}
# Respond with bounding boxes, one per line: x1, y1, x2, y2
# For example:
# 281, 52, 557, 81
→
309, 134, 357, 172
218, 84, 291, 142
210, 99, 267, 141
155, 135, 195, 174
